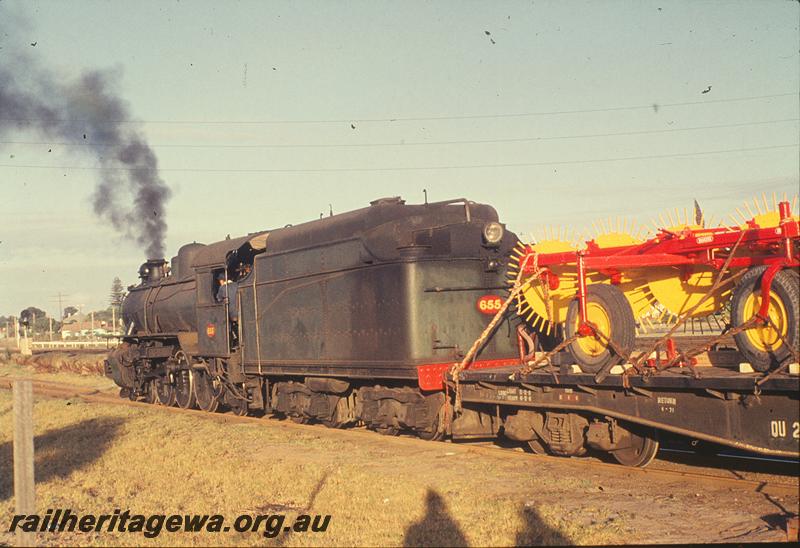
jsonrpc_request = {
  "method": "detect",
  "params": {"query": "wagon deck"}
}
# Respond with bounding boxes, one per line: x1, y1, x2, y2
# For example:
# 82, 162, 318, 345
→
452, 359, 800, 457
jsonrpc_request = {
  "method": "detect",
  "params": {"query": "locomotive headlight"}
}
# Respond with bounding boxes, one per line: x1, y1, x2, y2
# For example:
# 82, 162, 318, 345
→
482, 222, 504, 246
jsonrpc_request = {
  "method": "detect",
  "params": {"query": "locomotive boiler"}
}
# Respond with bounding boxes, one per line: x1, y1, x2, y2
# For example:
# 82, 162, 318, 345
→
107, 197, 518, 438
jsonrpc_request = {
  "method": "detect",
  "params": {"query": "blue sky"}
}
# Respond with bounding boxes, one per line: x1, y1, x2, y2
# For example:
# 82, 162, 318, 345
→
1, 0, 798, 317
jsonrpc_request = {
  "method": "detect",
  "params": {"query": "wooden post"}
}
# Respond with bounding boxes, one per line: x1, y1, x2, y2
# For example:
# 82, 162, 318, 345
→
13, 380, 35, 546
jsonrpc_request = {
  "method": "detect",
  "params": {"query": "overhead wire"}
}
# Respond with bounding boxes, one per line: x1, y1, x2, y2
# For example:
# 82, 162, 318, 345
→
1, 118, 797, 150
0, 92, 795, 125
0, 143, 796, 174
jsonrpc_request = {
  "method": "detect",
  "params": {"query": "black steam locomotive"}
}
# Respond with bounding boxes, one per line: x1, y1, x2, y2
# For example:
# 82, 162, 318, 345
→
107, 197, 518, 438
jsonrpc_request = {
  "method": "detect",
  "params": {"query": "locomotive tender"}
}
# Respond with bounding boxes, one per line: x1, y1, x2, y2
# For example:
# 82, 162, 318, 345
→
107, 196, 800, 465
107, 197, 517, 439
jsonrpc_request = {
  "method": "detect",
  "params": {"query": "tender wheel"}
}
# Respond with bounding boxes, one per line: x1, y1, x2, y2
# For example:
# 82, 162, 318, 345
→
155, 376, 176, 406
373, 425, 400, 436
610, 427, 659, 467
194, 370, 221, 413
416, 407, 446, 441
731, 267, 799, 372
565, 284, 636, 374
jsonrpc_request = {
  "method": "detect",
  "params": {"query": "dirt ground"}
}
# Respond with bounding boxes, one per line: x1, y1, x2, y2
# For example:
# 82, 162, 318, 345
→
0, 360, 797, 546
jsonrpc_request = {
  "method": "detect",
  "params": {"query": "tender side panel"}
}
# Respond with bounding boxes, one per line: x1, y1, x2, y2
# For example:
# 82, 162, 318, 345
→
240, 256, 516, 377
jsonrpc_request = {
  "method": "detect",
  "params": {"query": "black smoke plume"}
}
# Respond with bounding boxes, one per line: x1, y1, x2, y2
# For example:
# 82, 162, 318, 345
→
0, 45, 170, 259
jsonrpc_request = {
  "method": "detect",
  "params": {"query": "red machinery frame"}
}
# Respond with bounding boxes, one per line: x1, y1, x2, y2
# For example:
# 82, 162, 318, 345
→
518, 201, 799, 337
416, 202, 799, 390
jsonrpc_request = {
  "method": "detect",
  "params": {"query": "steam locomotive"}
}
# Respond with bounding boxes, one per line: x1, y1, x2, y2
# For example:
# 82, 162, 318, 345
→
106, 197, 518, 439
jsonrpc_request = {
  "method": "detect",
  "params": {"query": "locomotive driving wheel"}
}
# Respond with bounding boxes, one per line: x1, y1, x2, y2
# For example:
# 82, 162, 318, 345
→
154, 375, 176, 406
143, 379, 158, 404
194, 369, 221, 413
173, 352, 196, 409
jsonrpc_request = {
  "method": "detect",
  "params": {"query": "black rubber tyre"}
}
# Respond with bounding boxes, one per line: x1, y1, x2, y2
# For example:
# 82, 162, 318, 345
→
565, 284, 636, 374
731, 267, 799, 372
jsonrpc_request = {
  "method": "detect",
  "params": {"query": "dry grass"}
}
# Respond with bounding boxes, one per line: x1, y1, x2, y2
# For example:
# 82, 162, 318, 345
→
0, 368, 613, 546
0, 362, 794, 546
2, 351, 108, 377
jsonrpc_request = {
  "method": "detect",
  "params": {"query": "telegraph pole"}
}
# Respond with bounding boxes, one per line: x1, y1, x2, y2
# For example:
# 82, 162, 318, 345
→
49, 292, 70, 321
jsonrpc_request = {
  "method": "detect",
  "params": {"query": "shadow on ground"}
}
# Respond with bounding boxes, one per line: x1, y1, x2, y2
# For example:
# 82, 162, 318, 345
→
403, 489, 571, 547
0, 417, 124, 502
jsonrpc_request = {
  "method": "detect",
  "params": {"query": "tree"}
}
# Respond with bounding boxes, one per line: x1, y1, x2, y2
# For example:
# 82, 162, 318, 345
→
19, 306, 46, 326
63, 306, 78, 319
110, 277, 125, 308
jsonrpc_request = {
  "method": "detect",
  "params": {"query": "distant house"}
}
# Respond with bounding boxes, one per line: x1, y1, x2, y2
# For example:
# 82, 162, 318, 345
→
60, 318, 119, 339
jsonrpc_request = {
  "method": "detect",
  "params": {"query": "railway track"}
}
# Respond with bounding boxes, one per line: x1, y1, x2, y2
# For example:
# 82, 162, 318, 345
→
2, 377, 798, 498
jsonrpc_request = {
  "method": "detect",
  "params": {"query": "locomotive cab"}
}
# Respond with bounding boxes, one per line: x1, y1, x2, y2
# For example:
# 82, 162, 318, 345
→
193, 233, 270, 357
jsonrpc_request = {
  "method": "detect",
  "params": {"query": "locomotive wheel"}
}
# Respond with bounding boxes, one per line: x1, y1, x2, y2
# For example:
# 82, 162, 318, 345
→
194, 370, 221, 413
731, 267, 799, 372
143, 379, 158, 404
565, 284, 636, 374
174, 369, 196, 409
610, 427, 659, 467
155, 376, 176, 406
227, 396, 248, 416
